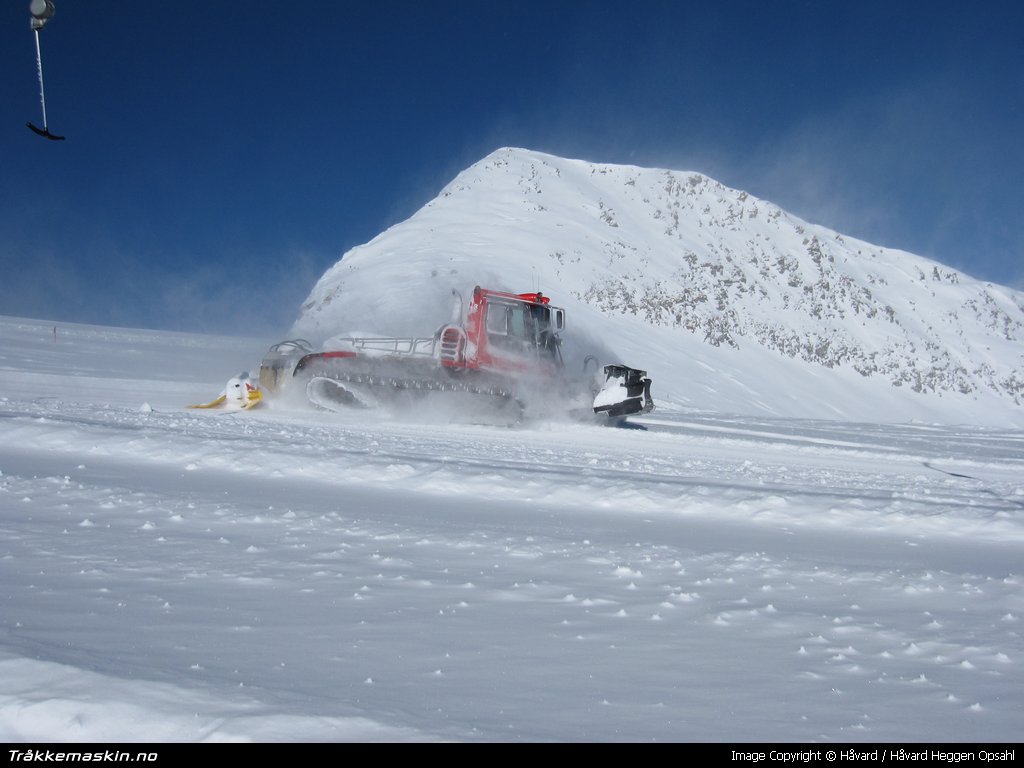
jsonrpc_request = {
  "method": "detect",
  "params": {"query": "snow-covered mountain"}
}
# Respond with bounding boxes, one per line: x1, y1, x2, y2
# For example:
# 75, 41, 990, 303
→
295, 148, 1024, 426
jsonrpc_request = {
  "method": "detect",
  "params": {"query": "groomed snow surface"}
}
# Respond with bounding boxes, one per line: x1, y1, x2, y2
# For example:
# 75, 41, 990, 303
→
0, 317, 1021, 742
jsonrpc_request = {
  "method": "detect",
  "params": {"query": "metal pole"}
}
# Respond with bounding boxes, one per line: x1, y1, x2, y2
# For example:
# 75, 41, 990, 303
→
34, 28, 49, 130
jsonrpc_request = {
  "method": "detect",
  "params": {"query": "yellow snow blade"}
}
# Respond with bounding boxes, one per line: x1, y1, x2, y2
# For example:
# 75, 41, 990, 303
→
187, 394, 227, 409
241, 389, 263, 409
188, 386, 262, 410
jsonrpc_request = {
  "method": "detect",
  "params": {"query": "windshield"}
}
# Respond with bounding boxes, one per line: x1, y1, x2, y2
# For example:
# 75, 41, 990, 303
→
485, 300, 560, 361
486, 301, 532, 339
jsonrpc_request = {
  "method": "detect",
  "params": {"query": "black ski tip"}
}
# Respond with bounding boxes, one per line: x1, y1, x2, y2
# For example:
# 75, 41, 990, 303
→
27, 122, 65, 141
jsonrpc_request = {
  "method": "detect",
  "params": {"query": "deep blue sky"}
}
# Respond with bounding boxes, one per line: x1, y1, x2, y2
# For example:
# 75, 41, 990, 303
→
2, 1, 1021, 334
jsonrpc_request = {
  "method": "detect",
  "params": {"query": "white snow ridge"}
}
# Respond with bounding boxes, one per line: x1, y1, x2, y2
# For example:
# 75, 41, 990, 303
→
0, 149, 1022, 742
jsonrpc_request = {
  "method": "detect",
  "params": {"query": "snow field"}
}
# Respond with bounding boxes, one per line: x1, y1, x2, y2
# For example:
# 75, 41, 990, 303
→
0, 317, 1021, 741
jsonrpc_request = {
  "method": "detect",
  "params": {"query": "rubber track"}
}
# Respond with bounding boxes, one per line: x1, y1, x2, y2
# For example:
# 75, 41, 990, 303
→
306, 373, 523, 413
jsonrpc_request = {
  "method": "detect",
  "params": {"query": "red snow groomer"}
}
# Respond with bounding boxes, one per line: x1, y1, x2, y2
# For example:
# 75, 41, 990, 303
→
260, 286, 653, 423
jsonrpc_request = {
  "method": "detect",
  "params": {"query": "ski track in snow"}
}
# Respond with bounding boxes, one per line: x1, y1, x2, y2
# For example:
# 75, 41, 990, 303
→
0, 318, 1022, 741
